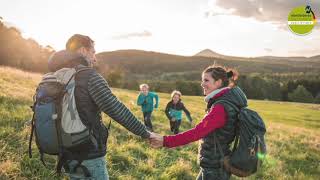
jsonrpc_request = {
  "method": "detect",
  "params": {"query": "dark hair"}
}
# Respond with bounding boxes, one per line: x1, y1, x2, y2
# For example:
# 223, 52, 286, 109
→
203, 65, 238, 88
66, 34, 94, 52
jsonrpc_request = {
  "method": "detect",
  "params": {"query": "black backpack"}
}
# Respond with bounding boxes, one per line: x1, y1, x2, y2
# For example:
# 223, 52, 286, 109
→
214, 100, 267, 177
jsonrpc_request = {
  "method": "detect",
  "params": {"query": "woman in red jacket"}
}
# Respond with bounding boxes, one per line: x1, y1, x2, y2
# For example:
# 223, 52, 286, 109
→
150, 65, 247, 180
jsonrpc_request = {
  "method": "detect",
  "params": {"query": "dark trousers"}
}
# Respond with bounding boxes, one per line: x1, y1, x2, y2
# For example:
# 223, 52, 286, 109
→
196, 167, 230, 180
170, 120, 181, 134
143, 111, 153, 131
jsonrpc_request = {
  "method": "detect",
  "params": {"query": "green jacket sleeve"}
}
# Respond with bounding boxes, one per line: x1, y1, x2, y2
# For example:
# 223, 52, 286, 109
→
182, 103, 192, 122
165, 102, 172, 120
137, 93, 146, 106
153, 92, 159, 108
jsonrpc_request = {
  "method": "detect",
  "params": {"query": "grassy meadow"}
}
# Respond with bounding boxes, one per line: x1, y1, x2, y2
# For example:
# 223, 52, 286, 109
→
0, 66, 319, 180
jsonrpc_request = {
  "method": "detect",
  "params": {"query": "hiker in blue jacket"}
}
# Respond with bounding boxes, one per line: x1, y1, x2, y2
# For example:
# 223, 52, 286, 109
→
165, 90, 192, 134
137, 84, 159, 132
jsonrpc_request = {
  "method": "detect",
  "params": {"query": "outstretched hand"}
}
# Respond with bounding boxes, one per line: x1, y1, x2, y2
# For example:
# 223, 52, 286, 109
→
149, 132, 164, 148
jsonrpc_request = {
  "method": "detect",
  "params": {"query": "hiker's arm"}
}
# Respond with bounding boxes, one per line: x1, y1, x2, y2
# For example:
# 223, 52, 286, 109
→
137, 94, 145, 106
88, 73, 150, 138
181, 103, 192, 122
163, 104, 227, 148
165, 103, 172, 120
154, 93, 159, 108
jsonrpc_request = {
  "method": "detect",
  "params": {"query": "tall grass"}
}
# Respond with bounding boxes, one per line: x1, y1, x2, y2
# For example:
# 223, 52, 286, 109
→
0, 66, 319, 180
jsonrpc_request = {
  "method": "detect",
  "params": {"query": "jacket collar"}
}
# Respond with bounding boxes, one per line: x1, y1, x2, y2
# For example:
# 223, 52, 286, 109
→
204, 87, 230, 103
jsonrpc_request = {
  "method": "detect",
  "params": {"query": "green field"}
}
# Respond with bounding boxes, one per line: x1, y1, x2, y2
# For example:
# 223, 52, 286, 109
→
0, 66, 319, 180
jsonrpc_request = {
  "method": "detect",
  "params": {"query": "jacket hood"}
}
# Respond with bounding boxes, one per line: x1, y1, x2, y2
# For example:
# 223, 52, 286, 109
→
48, 50, 88, 72
219, 86, 248, 108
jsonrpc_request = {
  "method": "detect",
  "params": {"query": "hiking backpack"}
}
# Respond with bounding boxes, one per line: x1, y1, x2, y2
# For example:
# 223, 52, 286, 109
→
214, 100, 267, 177
28, 66, 98, 176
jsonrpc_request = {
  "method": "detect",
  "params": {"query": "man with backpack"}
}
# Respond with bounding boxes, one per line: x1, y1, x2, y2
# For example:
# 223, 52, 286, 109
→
33, 34, 151, 179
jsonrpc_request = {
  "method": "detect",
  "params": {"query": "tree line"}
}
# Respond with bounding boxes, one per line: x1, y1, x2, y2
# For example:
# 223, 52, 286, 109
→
102, 70, 320, 104
0, 19, 54, 72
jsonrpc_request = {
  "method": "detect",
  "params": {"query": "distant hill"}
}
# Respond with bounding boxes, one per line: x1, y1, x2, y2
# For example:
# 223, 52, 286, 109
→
193, 49, 225, 58
256, 56, 320, 62
194, 49, 320, 62
309, 55, 320, 62
96, 49, 320, 81
193, 49, 248, 61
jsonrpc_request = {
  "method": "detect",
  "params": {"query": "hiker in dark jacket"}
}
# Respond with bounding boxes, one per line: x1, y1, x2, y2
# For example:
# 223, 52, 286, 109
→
48, 34, 151, 180
165, 90, 192, 134
149, 65, 247, 180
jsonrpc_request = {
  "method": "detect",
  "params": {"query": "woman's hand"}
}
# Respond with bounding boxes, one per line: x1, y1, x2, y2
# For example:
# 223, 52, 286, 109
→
149, 132, 164, 148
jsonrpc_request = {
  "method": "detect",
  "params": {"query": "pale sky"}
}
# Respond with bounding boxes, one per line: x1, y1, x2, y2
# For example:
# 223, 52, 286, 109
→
1, 0, 319, 57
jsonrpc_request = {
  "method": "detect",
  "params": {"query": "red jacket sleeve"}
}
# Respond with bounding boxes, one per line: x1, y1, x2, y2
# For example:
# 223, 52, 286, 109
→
163, 104, 227, 148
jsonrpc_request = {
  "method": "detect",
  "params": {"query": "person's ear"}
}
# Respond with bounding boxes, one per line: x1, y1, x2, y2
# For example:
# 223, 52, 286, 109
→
215, 79, 222, 87
77, 47, 86, 56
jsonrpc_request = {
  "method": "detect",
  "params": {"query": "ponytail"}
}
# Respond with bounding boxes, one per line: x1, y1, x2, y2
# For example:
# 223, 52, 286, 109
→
226, 69, 238, 88
203, 65, 239, 88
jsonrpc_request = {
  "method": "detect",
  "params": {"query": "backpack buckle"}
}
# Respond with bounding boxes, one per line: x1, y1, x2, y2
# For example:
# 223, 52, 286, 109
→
249, 148, 256, 156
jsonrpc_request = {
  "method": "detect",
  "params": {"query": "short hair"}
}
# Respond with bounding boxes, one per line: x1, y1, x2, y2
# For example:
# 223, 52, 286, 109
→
139, 84, 149, 89
171, 90, 182, 98
66, 34, 94, 52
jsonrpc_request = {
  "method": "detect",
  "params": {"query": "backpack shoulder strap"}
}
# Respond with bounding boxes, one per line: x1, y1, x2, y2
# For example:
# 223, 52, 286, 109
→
75, 65, 92, 73
214, 99, 241, 152
214, 99, 240, 113
28, 104, 36, 158
64, 66, 92, 87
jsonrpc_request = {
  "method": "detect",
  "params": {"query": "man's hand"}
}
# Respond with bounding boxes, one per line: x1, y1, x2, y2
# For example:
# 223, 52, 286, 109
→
170, 118, 176, 122
149, 132, 164, 148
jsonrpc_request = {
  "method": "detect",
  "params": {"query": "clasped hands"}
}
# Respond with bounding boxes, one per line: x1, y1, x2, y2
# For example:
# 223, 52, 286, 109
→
148, 132, 164, 148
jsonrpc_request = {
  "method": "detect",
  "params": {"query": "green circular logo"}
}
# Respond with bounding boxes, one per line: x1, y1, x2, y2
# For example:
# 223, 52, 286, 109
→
288, 5, 317, 35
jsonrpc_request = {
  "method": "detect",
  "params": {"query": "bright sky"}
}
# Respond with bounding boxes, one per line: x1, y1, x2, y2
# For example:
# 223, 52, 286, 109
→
1, 0, 319, 57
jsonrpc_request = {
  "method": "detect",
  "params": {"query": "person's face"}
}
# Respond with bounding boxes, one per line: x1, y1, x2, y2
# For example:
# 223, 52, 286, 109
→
201, 72, 222, 96
79, 44, 96, 67
172, 94, 180, 104
141, 86, 149, 95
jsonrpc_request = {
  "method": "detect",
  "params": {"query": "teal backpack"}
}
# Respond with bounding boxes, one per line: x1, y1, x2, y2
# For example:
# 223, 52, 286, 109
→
215, 100, 267, 177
